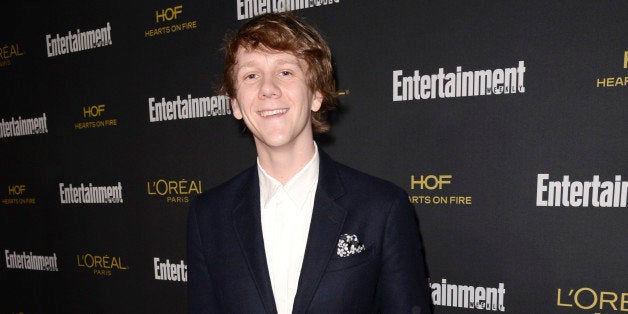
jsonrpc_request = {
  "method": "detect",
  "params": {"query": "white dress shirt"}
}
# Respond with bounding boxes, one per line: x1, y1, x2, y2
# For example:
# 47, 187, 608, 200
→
258, 144, 319, 314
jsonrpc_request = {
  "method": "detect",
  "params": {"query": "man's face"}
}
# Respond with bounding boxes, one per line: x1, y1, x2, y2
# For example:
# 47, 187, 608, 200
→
231, 47, 322, 153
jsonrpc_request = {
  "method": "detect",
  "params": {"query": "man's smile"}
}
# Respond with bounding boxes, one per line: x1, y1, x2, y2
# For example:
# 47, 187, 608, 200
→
258, 108, 289, 117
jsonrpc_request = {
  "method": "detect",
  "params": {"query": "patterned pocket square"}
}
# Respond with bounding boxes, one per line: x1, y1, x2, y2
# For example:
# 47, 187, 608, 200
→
336, 234, 365, 257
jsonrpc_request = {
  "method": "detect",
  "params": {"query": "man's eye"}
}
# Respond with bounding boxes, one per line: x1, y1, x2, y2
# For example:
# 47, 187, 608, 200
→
279, 70, 292, 76
245, 73, 257, 80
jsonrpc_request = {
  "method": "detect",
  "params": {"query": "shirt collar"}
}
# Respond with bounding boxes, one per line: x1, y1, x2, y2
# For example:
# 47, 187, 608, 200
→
257, 142, 320, 210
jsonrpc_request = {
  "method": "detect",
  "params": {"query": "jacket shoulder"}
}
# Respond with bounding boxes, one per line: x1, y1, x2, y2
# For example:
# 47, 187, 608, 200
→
192, 165, 256, 209
330, 159, 407, 200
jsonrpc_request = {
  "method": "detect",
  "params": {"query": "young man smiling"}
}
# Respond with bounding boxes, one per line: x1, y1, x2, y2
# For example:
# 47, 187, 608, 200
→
187, 12, 432, 314
231, 47, 322, 183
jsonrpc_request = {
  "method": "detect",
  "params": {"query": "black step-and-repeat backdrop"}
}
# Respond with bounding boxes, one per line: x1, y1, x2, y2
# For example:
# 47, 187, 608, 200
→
1, 1, 626, 313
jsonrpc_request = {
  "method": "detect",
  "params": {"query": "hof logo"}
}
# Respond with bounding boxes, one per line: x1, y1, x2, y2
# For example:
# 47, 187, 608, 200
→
412, 174, 452, 190
156, 5, 183, 22
84, 104, 105, 118
595, 51, 628, 88
76, 252, 129, 276
9, 185, 26, 195
557, 287, 627, 312
431, 278, 506, 312
74, 104, 118, 130
237, 0, 341, 20
2, 184, 36, 205
147, 179, 202, 203
408, 174, 472, 205
145, 4, 198, 38
0, 42, 26, 68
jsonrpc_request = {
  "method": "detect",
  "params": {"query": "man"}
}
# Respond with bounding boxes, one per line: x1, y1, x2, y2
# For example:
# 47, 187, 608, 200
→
187, 12, 432, 314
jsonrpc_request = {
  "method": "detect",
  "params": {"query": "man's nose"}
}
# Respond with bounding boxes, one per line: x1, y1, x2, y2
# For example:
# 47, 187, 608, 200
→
259, 76, 280, 98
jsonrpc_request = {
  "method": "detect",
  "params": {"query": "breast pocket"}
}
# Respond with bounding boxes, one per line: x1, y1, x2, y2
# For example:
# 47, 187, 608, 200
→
325, 247, 374, 273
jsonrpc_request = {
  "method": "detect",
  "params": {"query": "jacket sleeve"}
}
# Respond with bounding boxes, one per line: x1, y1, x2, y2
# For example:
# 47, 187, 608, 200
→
375, 190, 432, 314
186, 200, 220, 314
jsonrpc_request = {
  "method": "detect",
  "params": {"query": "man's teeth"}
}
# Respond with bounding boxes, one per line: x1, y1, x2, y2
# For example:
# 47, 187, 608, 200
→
260, 109, 288, 117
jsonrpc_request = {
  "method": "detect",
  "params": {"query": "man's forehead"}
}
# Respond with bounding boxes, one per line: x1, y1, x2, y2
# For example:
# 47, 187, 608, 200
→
234, 46, 305, 68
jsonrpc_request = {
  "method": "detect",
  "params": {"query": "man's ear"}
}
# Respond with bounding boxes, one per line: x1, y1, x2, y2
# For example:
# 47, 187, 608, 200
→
231, 98, 243, 120
311, 91, 323, 112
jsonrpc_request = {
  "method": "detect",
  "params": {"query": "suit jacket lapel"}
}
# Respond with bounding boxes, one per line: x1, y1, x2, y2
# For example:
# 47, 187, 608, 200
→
232, 168, 277, 314
292, 151, 348, 313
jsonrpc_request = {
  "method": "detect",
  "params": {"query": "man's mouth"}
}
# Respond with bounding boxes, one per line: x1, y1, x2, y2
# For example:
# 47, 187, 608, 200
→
259, 109, 288, 117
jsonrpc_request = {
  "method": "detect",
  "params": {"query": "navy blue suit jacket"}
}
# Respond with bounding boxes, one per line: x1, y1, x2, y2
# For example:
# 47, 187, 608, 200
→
187, 150, 432, 313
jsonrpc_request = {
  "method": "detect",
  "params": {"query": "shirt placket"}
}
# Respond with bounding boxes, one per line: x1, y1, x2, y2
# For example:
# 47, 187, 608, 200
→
275, 188, 291, 313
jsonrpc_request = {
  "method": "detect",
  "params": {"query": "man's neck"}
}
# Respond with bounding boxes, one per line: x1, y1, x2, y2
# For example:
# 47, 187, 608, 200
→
256, 140, 317, 185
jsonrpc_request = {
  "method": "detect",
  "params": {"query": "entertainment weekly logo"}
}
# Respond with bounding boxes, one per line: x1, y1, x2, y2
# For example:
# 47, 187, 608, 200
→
148, 94, 231, 122
0, 113, 48, 139
5, 250, 59, 272
536, 174, 627, 208
236, 0, 340, 20
153, 257, 187, 282
393, 61, 526, 101
45, 22, 112, 57
430, 278, 506, 311
59, 182, 124, 204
